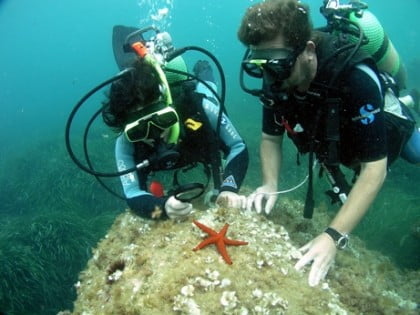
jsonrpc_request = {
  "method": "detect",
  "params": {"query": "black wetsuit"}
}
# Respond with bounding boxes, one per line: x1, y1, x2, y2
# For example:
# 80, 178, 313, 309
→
263, 62, 388, 169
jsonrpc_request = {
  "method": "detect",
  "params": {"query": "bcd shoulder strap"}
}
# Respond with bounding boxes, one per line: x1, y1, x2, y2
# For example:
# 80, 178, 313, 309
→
174, 81, 223, 191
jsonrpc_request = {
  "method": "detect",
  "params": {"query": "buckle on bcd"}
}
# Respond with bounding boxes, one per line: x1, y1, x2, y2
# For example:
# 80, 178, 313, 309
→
185, 118, 203, 131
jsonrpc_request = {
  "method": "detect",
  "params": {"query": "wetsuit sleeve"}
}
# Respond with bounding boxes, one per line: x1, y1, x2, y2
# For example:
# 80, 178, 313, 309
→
115, 135, 168, 219
198, 84, 249, 193
339, 63, 387, 164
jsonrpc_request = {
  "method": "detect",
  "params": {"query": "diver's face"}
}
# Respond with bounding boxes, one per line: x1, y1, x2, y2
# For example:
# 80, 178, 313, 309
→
252, 33, 317, 93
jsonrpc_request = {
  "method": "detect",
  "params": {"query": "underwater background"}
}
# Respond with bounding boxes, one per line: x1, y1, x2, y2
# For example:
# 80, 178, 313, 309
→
0, 0, 419, 314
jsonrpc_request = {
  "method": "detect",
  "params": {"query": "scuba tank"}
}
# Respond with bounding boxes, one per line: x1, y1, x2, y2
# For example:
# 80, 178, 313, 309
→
321, 0, 407, 89
348, 9, 407, 89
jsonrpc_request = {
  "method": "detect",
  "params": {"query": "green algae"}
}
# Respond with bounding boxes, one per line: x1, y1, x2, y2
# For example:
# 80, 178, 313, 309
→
0, 137, 122, 314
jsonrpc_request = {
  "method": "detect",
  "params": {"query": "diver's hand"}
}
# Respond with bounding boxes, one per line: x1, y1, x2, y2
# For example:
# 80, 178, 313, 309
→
165, 196, 193, 220
294, 233, 337, 287
216, 191, 247, 210
246, 185, 278, 214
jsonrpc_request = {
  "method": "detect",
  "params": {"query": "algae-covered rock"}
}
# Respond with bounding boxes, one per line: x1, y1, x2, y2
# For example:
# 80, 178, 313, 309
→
70, 201, 418, 314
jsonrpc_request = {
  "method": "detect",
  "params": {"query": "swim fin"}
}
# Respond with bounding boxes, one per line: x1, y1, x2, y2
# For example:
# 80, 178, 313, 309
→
112, 25, 140, 70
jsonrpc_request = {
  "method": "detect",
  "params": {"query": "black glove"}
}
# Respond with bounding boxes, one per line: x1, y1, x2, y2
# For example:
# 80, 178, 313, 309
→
193, 60, 215, 83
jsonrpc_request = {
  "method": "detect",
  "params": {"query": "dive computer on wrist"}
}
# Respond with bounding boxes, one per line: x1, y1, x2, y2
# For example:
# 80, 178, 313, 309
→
324, 227, 349, 249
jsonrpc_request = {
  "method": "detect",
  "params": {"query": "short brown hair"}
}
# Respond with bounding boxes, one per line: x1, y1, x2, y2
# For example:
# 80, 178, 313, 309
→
237, 0, 312, 51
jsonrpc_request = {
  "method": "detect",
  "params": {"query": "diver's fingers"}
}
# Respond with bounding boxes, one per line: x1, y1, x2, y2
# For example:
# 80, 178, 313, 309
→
246, 193, 256, 212
298, 241, 312, 253
264, 195, 277, 215
308, 255, 332, 287
233, 195, 247, 210
294, 242, 314, 271
254, 193, 264, 214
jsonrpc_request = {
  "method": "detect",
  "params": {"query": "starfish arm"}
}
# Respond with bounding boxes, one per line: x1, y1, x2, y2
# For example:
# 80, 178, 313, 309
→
224, 238, 248, 246
193, 220, 218, 236
193, 235, 219, 251
216, 238, 232, 265
219, 223, 229, 237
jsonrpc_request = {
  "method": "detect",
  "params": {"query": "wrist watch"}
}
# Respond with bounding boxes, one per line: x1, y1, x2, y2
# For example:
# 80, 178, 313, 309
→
324, 227, 349, 249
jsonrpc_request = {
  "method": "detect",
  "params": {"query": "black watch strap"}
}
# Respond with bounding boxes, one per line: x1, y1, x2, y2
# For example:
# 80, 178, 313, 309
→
324, 227, 349, 249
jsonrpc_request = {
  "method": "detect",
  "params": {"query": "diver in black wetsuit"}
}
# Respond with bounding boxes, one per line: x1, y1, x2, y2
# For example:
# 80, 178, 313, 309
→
237, 0, 420, 287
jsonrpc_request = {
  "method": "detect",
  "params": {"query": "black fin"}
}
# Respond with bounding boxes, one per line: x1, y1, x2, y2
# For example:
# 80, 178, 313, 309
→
112, 25, 140, 70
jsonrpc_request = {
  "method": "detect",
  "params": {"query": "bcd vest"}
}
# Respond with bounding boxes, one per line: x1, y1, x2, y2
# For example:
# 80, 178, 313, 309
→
283, 31, 377, 166
133, 81, 222, 191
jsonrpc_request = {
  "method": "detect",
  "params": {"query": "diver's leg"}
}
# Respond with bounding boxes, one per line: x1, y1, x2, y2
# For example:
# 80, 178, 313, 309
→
399, 89, 419, 113
401, 127, 420, 165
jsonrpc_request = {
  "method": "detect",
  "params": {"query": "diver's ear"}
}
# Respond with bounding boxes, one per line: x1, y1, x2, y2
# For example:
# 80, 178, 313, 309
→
297, 41, 316, 66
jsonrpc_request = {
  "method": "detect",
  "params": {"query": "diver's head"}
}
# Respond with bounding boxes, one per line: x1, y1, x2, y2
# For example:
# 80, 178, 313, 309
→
238, 0, 312, 51
242, 36, 318, 109
102, 58, 179, 143
238, 0, 316, 106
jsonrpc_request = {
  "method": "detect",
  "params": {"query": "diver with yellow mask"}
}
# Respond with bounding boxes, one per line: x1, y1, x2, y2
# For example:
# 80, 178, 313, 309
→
99, 26, 249, 219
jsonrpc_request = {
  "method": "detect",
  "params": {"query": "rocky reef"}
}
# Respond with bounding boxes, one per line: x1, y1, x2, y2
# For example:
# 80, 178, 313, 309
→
68, 199, 418, 314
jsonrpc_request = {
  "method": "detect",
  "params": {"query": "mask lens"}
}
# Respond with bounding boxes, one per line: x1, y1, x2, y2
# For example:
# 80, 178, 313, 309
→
249, 48, 297, 83
125, 122, 149, 141
242, 60, 264, 78
263, 59, 293, 81
124, 106, 178, 142
152, 109, 178, 128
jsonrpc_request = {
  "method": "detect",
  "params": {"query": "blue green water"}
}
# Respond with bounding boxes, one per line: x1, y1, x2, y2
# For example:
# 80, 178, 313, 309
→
0, 0, 419, 314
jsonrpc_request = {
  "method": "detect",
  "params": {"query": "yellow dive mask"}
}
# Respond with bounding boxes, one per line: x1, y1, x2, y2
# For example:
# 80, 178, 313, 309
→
124, 103, 179, 142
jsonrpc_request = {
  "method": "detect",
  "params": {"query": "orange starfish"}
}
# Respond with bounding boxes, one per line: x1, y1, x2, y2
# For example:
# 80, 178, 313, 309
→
192, 220, 248, 265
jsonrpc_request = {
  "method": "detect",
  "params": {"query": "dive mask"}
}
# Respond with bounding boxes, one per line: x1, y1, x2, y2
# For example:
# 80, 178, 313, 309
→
124, 102, 179, 142
243, 48, 299, 84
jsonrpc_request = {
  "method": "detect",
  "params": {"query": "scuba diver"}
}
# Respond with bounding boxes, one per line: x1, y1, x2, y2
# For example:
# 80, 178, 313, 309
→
237, 0, 420, 287
99, 26, 249, 220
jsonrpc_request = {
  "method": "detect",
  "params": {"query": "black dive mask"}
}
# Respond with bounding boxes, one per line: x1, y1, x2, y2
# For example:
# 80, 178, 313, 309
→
245, 48, 298, 79
241, 48, 300, 101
